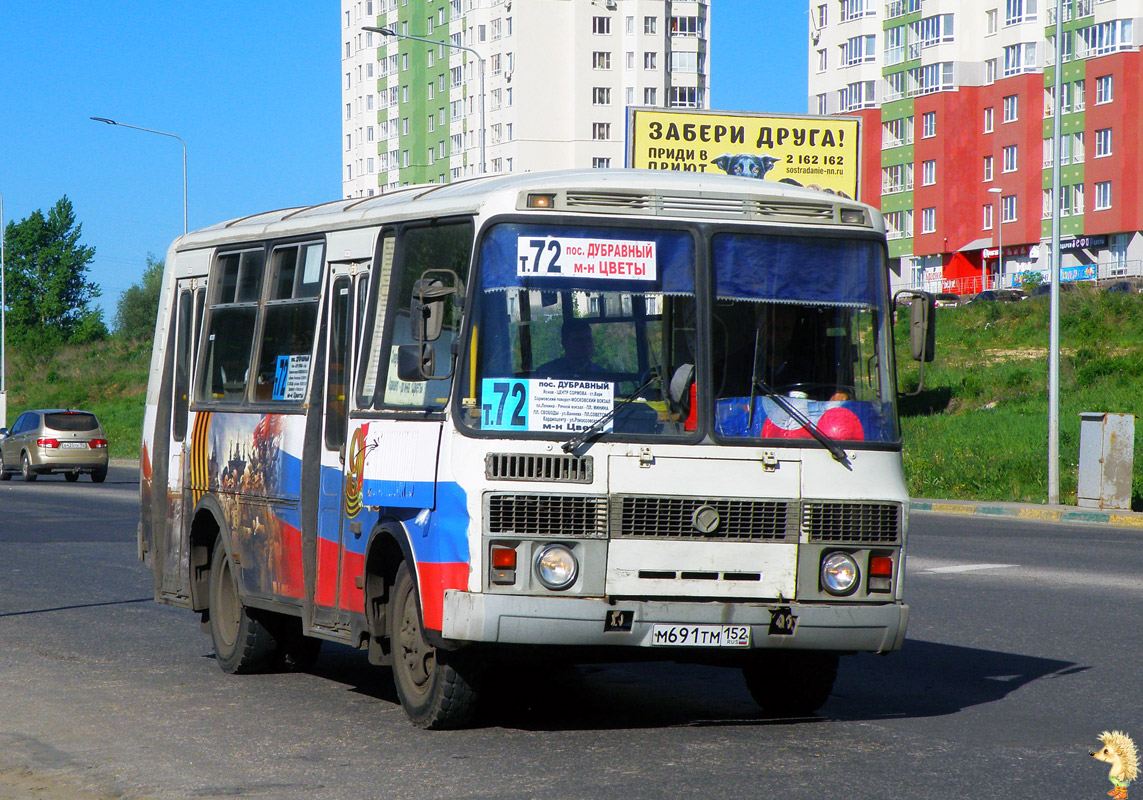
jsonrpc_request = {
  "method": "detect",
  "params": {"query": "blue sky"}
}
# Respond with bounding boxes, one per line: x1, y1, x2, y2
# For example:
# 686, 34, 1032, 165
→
0, 1, 807, 323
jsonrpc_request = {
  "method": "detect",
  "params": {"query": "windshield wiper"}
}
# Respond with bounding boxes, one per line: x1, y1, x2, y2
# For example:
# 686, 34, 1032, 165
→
561, 375, 659, 454
754, 377, 852, 470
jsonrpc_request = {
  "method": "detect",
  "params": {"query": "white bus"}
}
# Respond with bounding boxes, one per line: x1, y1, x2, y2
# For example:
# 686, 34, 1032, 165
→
140, 169, 931, 728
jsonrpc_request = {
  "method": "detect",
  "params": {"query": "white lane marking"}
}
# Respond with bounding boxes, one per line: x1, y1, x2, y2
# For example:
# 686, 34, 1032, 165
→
922, 563, 1017, 574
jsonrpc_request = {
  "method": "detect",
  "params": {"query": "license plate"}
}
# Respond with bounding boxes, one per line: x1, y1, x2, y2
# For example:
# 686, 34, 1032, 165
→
60, 442, 86, 449
650, 624, 751, 648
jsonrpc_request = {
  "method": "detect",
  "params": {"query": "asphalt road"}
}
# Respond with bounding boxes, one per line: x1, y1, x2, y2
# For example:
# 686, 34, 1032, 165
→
1, 465, 1140, 799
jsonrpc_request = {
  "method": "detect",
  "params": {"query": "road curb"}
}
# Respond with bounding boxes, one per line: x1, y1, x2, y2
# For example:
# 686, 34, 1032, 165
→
912, 498, 1143, 530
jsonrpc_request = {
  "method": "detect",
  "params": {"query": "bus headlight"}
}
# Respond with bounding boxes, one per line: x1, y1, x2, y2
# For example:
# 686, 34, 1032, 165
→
535, 544, 578, 590
820, 552, 859, 596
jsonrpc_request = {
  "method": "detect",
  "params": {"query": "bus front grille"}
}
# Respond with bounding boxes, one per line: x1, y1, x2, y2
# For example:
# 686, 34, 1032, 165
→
611, 496, 795, 542
802, 502, 901, 544
485, 453, 593, 484
486, 494, 608, 538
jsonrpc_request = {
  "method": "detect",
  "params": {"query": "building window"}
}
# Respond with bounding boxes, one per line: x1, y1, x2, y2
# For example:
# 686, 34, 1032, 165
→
816, 93, 828, 114
592, 16, 611, 34
626, 15, 634, 34
884, 209, 913, 240
644, 16, 657, 34
984, 155, 994, 181
919, 14, 954, 46
922, 111, 936, 138
1002, 145, 1018, 172
1003, 42, 1037, 76
1003, 94, 1019, 122
1005, 0, 1038, 26
593, 51, 611, 70
593, 157, 612, 169
1095, 74, 1113, 103
644, 52, 658, 69
987, 8, 998, 34
844, 35, 876, 65
670, 51, 699, 72
986, 58, 997, 83
592, 122, 611, 140
884, 71, 906, 101
1076, 20, 1134, 58
593, 87, 611, 105
1095, 127, 1112, 157
921, 159, 936, 185
840, 0, 874, 22
984, 107, 994, 132
671, 16, 702, 36
840, 80, 876, 111
882, 163, 913, 194
1094, 181, 1112, 210
816, 4, 828, 27
644, 87, 657, 104
1001, 194, 1017, 222
983, 203, 994, 230
882, 116, 914, 148
669, 86, 701, 108
921, 207, 936, 233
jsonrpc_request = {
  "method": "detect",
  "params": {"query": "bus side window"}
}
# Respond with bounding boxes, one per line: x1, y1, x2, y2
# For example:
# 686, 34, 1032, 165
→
173, 290, 193, 441
380, 220, 473, 410
198, 250, 263, 403
253, 242, 323, 403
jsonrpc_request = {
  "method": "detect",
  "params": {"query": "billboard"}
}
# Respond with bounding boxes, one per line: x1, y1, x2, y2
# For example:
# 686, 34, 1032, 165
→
626, 108, 861, 199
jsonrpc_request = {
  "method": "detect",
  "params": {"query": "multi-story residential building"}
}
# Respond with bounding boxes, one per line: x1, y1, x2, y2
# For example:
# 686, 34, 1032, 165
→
342, 0, 711, 197
808, 0, 1143, 293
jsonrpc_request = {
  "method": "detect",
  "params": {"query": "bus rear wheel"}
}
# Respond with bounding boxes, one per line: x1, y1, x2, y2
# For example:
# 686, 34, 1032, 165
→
390, 562, 480, 729
208, 543, 278, 674
742, 651, 839, 716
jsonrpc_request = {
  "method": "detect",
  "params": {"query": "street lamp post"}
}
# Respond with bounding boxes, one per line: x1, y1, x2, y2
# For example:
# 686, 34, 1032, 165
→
90, 117, 188, 235
988, 187, 1003, 292
363, 25, 486, 176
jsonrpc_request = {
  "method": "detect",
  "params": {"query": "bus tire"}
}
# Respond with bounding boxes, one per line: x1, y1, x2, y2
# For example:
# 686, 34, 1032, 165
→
207, 542, 278, 674
742, 651, 839, 716
390, 562, 480, 729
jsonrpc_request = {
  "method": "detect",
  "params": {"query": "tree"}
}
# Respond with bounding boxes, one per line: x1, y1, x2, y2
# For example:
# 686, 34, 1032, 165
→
114, 253, 164, 340
4, 195, 106, 346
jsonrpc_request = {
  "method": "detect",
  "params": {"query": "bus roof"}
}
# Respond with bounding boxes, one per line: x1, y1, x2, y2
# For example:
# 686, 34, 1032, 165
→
174, 169, 880, 250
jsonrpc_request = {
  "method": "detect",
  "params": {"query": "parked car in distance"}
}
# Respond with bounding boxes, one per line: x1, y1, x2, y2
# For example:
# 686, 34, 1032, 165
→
1104, 278, 1143, 294
1030, 282, 1082, 297
965, 288, 1026, 304
933, 292, 962, 308
0, 409, 109, 482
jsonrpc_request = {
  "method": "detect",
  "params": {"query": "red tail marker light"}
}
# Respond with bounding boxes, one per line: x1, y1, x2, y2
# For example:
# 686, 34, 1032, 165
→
37, 438, 60, 449
869, 556, 893, 577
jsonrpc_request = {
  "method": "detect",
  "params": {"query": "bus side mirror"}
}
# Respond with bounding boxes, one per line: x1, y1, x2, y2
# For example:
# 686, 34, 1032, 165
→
908, 293, 936, 363
893, 290, 936, 396
410, 278, 446, 343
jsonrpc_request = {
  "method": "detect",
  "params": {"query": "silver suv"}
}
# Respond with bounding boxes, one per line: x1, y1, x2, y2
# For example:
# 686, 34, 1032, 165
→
0, 409, 110, 483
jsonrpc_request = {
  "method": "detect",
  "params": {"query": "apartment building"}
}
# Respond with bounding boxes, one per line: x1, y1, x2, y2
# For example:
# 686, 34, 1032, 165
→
808, 0, 1143, 293
342, 0, 711, 197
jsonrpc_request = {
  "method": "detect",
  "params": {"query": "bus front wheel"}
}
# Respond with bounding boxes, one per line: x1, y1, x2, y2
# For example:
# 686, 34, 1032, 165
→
207, 543, 278, 674
742, 651, 839, 716
390, 562, 481, 729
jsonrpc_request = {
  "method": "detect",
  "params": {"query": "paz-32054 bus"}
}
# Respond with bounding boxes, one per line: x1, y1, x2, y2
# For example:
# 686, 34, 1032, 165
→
139, 170, 932, 728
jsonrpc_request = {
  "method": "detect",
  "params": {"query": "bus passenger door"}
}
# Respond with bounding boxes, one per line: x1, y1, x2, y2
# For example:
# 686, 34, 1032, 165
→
312, 263, 368, 631
159, 279, 204, 602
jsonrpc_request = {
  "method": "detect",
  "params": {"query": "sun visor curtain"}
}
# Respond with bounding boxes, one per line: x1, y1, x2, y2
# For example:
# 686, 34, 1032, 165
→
478, 223, 696, 295
712, 233, 884, 308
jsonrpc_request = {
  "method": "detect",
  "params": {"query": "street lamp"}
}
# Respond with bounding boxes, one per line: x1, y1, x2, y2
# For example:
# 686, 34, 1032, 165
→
363, 25, 486, 176
90, 117, 188, 235
988, 187, 1003, 292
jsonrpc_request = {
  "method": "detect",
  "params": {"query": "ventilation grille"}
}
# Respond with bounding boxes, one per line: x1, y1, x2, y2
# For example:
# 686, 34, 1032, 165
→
563, 191, 841, 222
486, 453, 593, 484
486, 494, 608, 538
611, 496, 795, 542
803, 502, 901, 544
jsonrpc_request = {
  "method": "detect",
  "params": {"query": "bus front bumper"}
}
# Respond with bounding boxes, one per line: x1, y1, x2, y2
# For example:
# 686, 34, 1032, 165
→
441, 591, 908, 654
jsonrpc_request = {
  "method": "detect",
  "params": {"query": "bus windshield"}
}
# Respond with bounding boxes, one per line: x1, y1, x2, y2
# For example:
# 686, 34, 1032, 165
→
460, 222, 697, 439
459, 222, 898, 446
711, 232, 898, 444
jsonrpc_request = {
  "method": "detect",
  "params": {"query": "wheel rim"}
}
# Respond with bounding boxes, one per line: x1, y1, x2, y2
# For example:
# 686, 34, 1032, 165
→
22, 455, 31, 477
214, 555, 241, 649
396, 585, 434, 697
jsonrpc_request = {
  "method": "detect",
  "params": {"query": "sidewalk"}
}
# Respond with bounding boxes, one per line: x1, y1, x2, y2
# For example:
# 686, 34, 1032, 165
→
912, 497, 1143, 530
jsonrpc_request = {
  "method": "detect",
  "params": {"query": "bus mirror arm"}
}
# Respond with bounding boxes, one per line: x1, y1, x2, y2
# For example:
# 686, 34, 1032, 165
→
892, 289, 937, 396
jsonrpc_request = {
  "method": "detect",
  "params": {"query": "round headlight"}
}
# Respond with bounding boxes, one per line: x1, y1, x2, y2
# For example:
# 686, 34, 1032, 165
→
534, 544, 578, 590
820, 552, 859, 596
